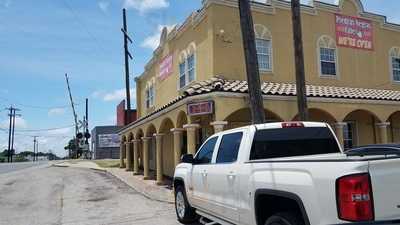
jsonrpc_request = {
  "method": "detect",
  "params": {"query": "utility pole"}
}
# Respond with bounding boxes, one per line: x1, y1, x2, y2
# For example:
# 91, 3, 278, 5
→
121, 8, 133, 123
6, 107, 12, 163
33, 136, 38, 162
238, 0, 265, 124
291, 0, 309, 121
10, 108, 21, 163
36, 139, 39, 161
65, 73, 80, 158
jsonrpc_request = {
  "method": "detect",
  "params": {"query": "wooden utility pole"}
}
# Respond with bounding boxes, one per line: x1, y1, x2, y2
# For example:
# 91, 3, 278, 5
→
121, 8, 133, 123
238, 0, 265, 124
291, 0, 309, 121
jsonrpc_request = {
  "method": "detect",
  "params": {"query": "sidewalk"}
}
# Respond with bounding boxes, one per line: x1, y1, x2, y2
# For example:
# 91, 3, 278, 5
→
53, 160, 174, 204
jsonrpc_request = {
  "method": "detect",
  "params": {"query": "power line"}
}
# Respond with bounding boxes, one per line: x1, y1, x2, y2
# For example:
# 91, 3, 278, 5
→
61, 0, 110, 56
0, 96, 77, 110
11, 125, 74, 133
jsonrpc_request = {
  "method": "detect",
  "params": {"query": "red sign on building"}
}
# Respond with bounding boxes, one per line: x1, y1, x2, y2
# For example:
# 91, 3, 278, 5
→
187, 101, 214, 116
158, 54, 173, 81
335, 14, 374, 51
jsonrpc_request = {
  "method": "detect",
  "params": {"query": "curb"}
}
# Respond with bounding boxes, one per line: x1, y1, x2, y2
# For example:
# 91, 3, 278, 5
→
105, 170, 174, 204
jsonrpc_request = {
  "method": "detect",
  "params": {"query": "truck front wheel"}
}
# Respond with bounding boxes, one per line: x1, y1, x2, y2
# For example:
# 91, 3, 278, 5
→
174, 185, 198, 224
264, 212, 304, 225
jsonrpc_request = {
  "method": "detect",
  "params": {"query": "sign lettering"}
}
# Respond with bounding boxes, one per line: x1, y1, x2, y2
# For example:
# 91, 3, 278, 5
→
335, 14, 374, 51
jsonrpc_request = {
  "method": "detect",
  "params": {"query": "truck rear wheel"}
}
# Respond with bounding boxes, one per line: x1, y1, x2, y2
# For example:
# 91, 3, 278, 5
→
264, 212, 304, 225
174, 185, 198, 224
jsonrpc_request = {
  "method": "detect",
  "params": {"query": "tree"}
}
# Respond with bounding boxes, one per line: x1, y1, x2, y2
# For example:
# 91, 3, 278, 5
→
238, 0, 266, 124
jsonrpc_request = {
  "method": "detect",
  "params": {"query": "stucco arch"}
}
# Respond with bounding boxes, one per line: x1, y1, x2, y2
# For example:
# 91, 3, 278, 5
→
135, 129, 144, 140
159, 117, 175, 133
127, 132, 134, 141
176, 111, 188, 128
254, 24, 272, 40
338, 0, 364, 14
121, 135, 127, 142
341, 109, 382, 123
145, 124, 157, 137
223, 108, 283, 129
292, 108, 338, 124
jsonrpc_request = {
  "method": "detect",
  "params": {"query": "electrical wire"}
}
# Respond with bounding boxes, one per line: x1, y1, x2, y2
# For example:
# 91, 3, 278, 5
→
12, 125, 75, 133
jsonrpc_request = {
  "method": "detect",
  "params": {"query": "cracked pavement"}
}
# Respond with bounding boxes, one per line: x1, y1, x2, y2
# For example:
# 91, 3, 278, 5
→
0, 165, 191, 225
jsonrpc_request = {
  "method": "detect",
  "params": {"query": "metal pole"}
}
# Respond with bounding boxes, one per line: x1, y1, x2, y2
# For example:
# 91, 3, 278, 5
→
33, 136, 37, 162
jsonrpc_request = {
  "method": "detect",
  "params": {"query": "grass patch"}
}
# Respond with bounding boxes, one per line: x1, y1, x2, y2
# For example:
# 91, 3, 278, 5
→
94, 159, 120, 168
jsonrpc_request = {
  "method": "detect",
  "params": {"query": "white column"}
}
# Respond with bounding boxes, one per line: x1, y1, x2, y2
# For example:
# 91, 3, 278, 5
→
334, 122, 346, 149
183, 124, 200, 155
154, 133, 164, 185
376, 122, 390, 144
171, 128, 184, 166
210, 121, 228, 134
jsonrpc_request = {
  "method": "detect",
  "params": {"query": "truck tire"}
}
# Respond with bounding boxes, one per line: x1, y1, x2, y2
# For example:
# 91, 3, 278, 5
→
174, 185, 198, 224
264, 212, 304, 225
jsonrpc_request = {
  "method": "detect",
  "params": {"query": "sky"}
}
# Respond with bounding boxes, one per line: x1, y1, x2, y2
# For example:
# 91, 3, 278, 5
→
0, 0, 399, 157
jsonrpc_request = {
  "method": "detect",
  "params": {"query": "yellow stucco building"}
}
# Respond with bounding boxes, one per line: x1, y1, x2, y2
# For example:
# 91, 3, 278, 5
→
118, 0, 400, 184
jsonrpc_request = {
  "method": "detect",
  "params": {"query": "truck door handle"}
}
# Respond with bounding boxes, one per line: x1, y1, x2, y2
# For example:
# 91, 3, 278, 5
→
227, 172, 236, 180
202, 170, 207, 177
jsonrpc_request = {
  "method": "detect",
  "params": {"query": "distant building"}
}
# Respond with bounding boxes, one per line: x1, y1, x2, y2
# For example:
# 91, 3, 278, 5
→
91, 126, 121, 159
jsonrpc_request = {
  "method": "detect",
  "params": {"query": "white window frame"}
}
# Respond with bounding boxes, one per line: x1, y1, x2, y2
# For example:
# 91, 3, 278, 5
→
178, 44, 196, 90
319, 47, 337, 76
317, 35, 339, 79
390, 47, 400, 83
145, 82, 155, 109
256, 38, 272, 73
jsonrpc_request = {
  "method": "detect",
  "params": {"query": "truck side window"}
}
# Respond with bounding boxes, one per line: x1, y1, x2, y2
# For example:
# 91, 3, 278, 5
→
194, 137, 218, 164
216, 132, 243, 163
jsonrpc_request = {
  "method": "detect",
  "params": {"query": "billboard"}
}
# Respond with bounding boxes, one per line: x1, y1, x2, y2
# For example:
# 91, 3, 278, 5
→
335, 14, 373, 51
98, 134, 120, 148
158, 54, 173, 81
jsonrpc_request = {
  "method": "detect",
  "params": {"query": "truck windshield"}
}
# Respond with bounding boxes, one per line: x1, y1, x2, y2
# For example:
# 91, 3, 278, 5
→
250, 127, 341, 160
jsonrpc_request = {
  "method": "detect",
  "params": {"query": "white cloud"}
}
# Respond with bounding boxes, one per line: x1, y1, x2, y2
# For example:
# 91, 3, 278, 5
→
98, 1, 109, 12
141, 24, 176, 50
0, 117, 27, 129
92, 88, 135, 102
48, 108, 66, 116
123, 0, 169, 13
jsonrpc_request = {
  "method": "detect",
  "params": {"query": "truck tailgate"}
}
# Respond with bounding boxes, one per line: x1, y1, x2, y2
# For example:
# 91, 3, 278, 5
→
368, 158, 400, 220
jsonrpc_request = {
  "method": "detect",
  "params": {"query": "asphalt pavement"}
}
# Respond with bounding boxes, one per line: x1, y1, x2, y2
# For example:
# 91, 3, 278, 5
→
0, 164, 196, 225
0, 161, 49, 174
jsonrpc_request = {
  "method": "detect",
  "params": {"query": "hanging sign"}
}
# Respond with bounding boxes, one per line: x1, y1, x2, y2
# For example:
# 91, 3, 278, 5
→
187, 101, 214, 116
158, 54, 173, 81
335, 14, 374, 51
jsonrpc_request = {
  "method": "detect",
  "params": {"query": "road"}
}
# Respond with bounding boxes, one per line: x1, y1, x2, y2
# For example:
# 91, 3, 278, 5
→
0, 161, 49, 174
0, 165, 196, 225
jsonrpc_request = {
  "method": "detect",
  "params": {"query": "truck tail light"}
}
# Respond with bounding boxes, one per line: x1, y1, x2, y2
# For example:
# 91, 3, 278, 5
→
282, 122, 304, 128
336, 173, 374, 222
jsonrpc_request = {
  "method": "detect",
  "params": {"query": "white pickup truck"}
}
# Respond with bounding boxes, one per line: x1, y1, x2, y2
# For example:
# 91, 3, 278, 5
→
173, 122, 400, 225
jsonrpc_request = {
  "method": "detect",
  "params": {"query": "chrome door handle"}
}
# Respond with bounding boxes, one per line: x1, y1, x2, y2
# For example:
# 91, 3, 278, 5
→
227, 172, 236, 180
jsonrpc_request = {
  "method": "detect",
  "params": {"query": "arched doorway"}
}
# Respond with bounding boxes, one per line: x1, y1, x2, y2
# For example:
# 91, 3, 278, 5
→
224, 108, 283, 130
159, 118, 175, 178
135, 129, 144, 170
145, 124, 157, 173
387, 111, 400, 143
292, 108, 337, 127
343, 109, 381, 148
176, 111, 188, 156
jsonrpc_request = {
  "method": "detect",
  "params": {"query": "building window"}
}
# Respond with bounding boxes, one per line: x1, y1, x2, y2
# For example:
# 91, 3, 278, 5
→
254, 24, 273, 73
145, 82, 155, 109
320, 47, 337, 75
343, 122, 356, 150
178, 43, 196, 89
256, 39, 272, 71
179, 61, 186, 89
187, 54, 195, 82
390, 47, 400, 82
318, 35, 338, 77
